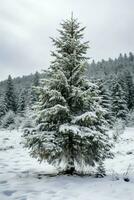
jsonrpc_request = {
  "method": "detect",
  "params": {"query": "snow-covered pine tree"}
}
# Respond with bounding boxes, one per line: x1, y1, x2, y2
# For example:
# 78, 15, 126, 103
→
124, 71, 134, 110
23, 16, 113, 175
4, 75, 17, 113
27, 72, 40, 108
17, 89, 26, 114
21, 107, 35, 129
118, 71, 134, 110
97, 79, 113, 126
111, 78, 128, 121
1, 110, 15, 128
33, 71, 40, 87
0, 96, 6, 123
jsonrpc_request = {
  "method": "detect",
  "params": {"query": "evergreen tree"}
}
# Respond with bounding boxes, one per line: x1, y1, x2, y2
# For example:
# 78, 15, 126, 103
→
0, 96, 6, 122
28, 72, 40, 108
23, 16, 112, 175
1, 110, 15, 128
118, 71, 134, 110
125, 71, 134, 110
129, 52, 134, 62
33, 71, 40, 87
97, 79, 113, 125
17, 89, 26, 114
4, 75, 17, 113
111, 79, 128, 121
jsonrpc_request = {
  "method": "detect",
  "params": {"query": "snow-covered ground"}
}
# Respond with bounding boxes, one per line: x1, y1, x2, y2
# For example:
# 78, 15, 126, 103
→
0, 128, 134, 200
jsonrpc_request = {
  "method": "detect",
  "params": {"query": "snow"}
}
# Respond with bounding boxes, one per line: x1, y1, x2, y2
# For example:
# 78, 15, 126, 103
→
105, 127, 134, 176
72, 111, 97, 123
59, 124, 81, 135
0, 127, 134, 200
59, 124, 99, 138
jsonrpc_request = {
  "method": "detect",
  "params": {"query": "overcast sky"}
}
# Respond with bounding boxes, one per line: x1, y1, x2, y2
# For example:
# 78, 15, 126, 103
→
0, 0, 134, 81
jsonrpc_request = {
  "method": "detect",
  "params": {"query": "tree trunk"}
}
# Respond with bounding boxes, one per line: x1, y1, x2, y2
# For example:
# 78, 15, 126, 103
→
64, 165, 75, 175
64, 134, 75, 175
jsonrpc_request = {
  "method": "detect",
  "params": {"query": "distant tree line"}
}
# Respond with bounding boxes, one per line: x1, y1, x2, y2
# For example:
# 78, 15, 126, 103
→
87, 52, 134, 121
0, 72, 40, 127
87, 52, 134, 79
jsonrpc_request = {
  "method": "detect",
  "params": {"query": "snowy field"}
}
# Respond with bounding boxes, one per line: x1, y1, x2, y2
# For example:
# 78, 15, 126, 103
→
0, 128, 134, 200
